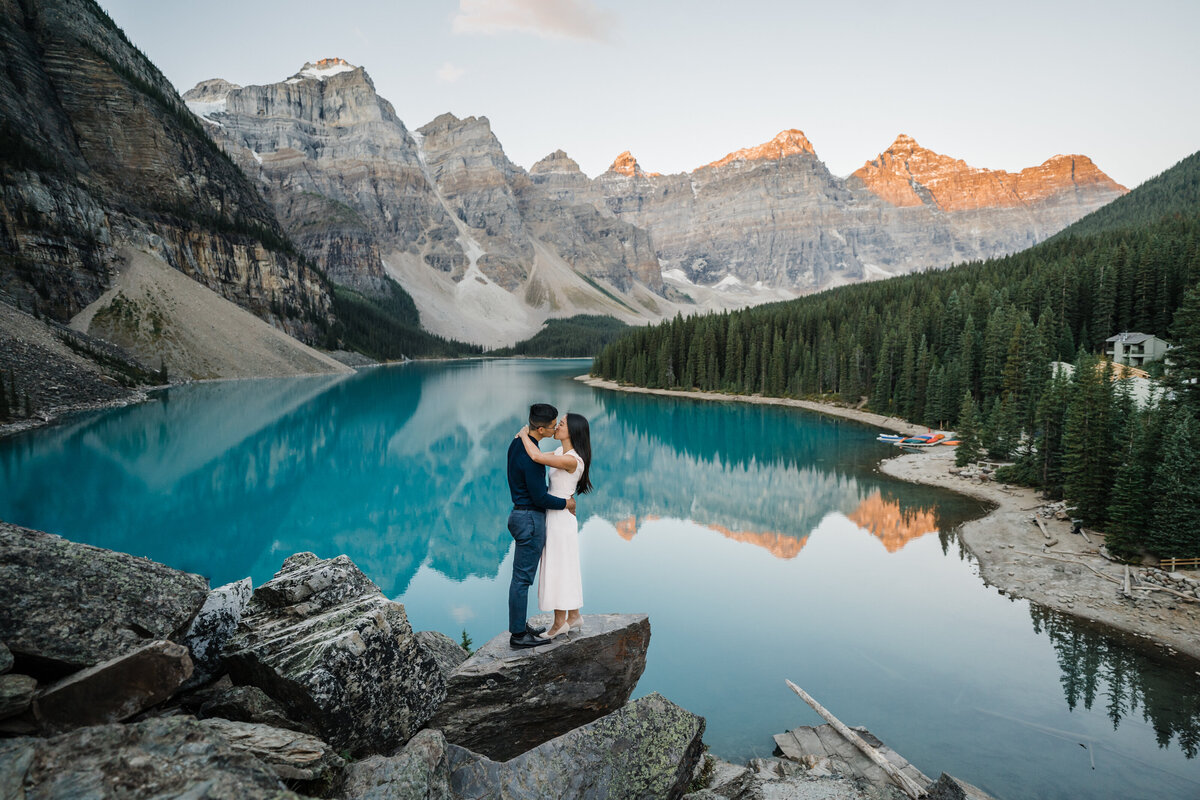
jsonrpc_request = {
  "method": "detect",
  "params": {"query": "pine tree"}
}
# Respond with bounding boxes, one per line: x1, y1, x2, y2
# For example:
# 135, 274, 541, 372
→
1167, 280, 1200, 416
1148, 407, 1200, 556
1106, 408, 1152, 558
955, 391, 982, 467
1063, 356, 1115, 526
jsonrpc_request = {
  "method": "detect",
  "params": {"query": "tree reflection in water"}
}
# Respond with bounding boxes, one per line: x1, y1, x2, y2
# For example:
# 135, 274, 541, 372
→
1031, 605, 1200, 758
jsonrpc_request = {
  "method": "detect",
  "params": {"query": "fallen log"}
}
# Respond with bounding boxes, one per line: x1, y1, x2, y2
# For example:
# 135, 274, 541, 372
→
1033, 516, 1052, 540
786, 680, 926, 799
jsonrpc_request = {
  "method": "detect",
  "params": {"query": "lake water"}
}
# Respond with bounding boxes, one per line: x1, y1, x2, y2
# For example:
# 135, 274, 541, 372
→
2, 359, 1198, 799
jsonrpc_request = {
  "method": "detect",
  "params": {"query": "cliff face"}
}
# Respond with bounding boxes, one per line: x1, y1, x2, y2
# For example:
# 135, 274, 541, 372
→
0, 0, 330, 342
187, 68, 664, 344
586, 131, 1127, 291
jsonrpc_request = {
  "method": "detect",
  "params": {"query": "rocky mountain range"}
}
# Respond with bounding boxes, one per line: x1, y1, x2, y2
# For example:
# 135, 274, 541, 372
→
0, 0, 1129, 393
183, 60, 668, 345
186, 62, 1125, 344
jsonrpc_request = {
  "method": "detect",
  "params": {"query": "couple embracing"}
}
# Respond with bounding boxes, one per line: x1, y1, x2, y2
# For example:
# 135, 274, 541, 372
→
505, 403, 593, 649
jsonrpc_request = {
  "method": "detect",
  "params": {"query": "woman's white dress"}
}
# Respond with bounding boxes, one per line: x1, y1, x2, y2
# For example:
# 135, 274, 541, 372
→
538, 447, 584, 611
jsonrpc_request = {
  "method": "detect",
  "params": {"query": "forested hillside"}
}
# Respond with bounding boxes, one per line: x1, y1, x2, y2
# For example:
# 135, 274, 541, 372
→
593, 152, 1200, 559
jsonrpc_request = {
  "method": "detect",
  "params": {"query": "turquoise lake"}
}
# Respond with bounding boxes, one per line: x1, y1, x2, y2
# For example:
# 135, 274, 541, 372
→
2, 358, 1198, 799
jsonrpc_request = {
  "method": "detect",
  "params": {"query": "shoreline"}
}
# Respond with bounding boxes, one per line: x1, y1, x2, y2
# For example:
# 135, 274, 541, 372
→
578, 375, 1200, 663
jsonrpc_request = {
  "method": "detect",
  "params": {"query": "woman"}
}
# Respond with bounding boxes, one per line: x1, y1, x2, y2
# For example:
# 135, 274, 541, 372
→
517, 412, 593, 640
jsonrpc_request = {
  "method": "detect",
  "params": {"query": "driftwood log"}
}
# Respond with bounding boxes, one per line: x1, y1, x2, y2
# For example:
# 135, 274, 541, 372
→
786, 679, 926, 799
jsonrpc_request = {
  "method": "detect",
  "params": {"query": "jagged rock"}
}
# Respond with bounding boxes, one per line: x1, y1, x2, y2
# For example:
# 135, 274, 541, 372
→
339, 728, 454, 800
429, 613, 651, 760
0, 642, 11, 675
34, 640, 193, 734
0, 523, 209, 674
446, 692, 705, 800
223, 553, 444, 755
0, 717, 309, 799
197, 685, 314, 734
0, 675, 37, 721
926, 772, 998, 800
198, 718, 345, 786
415, 630, 469, 679
706, 757, 755, 798
182, 577, 252, 683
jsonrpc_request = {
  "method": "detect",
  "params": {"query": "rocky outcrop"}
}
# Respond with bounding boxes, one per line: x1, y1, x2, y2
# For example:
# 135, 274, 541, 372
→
0, 642, 12, 674
33, 640, 193, 734
415, 631, 469, 680
339, 728, 455, 800
0, 522, 209, 674
0, 717, 310, 799
446, 692, 706, 800
182, 577, 253, 684
428, 613, 651, 760
222, 553, 445, 755
0, 0, 331, 345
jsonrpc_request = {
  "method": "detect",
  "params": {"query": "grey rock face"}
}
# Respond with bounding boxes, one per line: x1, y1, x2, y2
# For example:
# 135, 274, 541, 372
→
0, 522, 209, 672
429, 613, 651, 760
198, 717, 345, 785
223, 554, 445, 755
415, 630, 470, 680
0, 675, 37, 721
447, 692, 706, 800
0, 642, 11, 675
34, 640, 193, 734
926, 772, 998, 800
0, 0, 331, 341
339, 728, 454, 800
183, 577, 253, 683
0, 717, 308, 799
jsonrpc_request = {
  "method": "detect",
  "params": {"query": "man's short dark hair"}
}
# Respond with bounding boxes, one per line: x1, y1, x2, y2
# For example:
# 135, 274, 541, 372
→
529, 403, 558, 428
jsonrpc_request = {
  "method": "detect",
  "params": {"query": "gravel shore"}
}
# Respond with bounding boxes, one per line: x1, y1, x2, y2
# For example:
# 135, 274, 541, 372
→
579, 376, 1200, 663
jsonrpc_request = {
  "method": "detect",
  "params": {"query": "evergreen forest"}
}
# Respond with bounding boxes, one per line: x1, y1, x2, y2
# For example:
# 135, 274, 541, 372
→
593, 151, 1200, 560
491, 315, 630, 358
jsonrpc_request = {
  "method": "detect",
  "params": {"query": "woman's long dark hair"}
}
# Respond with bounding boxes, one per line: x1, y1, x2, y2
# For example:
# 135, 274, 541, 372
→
566, 412, 593, 495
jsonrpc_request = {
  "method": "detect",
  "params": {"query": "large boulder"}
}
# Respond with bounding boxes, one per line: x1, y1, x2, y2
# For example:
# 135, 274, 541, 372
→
33, 640, 193, 734
446, 692, 705, 800
0, 717, 309, 799
339, 729, 454, 800
182, 577, 253, 684
222, 553, 445, 756
429, 613, 650, 760
0, 642, 12, 674
198, 718, 345, 787
0, 523, 209, 674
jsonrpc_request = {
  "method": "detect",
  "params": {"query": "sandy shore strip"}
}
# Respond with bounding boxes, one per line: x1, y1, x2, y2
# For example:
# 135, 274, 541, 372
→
578, 376, 1200, 663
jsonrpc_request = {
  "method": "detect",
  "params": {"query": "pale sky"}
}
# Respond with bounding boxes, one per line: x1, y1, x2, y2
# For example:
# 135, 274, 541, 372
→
97, 0, 1199, 189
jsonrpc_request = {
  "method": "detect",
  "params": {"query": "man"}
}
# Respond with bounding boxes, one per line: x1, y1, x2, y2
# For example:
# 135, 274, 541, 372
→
507, 403, 576, 648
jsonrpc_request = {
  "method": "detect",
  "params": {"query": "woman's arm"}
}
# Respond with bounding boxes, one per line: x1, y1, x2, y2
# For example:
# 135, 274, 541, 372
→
518, 427, 578, 472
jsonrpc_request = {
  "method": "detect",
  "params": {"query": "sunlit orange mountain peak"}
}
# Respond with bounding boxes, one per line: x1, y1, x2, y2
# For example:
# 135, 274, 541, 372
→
852, 135, 1127, 212
606, 151, 660, 178
703, 129, 816, 170
847, 491, 938, 553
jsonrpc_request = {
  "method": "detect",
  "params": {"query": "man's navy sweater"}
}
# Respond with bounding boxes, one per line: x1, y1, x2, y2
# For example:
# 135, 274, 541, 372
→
507, 436, 567, 510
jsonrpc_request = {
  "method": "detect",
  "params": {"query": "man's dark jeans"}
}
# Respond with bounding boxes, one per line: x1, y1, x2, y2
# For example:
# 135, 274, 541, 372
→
507, 508, 546, 635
